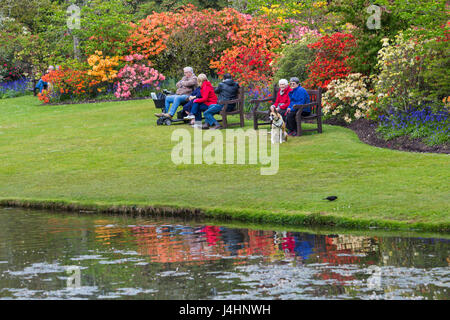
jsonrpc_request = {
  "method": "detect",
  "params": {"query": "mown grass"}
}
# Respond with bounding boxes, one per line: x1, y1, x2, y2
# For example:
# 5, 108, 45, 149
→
0, 96, 449, 232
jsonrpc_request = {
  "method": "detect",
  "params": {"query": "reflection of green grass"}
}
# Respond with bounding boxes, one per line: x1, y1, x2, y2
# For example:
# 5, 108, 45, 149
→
0, 96, 449, 232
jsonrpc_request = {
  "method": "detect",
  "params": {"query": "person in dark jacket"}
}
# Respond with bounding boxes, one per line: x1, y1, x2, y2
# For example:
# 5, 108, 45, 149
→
215, 73, 240, 112
285, 77, 310, 136
202, 74, 240, 130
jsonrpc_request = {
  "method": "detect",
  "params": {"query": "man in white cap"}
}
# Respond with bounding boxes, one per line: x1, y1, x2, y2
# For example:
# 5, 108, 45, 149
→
155, 67, 197, 119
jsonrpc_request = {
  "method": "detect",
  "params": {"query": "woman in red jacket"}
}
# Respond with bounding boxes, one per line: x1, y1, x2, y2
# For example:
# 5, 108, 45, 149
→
184, 74, 217, 127
270, 79, 292, 121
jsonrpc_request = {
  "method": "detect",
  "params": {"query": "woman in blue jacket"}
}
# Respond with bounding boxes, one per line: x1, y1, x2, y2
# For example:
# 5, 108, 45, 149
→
285, 77, 310, 136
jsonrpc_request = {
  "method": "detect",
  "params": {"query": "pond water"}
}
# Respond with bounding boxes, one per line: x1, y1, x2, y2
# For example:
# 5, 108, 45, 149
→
0, 208, 448, 300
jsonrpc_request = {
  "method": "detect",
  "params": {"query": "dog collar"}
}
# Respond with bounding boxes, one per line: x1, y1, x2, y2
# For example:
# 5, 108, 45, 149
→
272, 118, 284, 128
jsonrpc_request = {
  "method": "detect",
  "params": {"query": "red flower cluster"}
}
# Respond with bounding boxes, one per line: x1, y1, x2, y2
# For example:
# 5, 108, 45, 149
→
39, 68, 100, 103
212, 45, 276, 90
304, 33, 356, 90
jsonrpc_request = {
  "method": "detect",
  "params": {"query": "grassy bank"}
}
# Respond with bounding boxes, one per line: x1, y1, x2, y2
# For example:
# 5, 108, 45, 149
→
0, 96, 449, 232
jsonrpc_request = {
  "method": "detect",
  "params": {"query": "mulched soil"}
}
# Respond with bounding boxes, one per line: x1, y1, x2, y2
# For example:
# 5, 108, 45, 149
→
324, 118, 450, 154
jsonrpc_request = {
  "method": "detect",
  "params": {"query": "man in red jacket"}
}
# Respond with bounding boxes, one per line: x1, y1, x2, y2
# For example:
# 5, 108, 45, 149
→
184, 74, 218, 128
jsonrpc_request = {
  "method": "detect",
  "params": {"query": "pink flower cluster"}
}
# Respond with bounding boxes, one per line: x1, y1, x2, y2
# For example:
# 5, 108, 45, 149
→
115, 55, 165, 99
124, 54, 145, 62
286, 21, 320, 44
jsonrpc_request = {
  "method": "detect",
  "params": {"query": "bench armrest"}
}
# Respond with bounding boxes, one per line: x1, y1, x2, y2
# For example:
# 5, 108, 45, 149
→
250, 97, 274, 113
249, 97, 273, 104
218, 98, 240, 105
292, 102, 317, 111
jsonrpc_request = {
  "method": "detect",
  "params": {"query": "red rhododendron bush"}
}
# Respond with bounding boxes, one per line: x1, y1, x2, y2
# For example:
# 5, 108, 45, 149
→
211, 45, 277, 91
303, 33, 356, 90
129, 4, 287, 89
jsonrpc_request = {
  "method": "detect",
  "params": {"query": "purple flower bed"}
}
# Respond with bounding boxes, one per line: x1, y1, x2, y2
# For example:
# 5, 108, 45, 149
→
0, 79, 32, 98
245, 86, 272, 112
378, 107, 449, 146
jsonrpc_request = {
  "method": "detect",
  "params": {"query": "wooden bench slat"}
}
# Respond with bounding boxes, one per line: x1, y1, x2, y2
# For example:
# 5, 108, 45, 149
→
218, 86, 245, 129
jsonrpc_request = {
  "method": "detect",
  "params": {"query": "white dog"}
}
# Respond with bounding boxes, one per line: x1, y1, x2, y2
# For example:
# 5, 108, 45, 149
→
269, 109, 287, 144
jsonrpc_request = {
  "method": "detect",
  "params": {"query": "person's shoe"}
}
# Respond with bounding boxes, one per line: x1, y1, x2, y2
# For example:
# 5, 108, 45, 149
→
163, 113, 172, 119
184, 114, 195, 120
288, 131, 297, 136
192, 123, 202, 129
210, 124, 223, 130
154, 112, 165, 117
201, 123, 210, 130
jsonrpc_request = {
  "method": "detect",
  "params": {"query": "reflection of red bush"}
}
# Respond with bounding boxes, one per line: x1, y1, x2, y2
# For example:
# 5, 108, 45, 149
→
282, 236, 295, 253
199, 226, 221, 247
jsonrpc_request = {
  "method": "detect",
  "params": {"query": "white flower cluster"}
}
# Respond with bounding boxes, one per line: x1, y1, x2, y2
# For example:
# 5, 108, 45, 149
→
322, 73, 374, 123
373, 31, 429, 111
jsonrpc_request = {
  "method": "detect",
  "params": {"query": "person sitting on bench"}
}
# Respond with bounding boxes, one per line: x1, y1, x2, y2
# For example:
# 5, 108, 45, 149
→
189, 73, 239, 130
34, 65, 55, 95
155, 67, 197, 119
285, 77, 310, 136
185, 74, 218, 128
270, 78, 292, 122
182, 86, 202, 126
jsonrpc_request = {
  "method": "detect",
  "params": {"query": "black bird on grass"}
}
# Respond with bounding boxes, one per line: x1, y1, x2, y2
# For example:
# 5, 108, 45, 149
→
324, 196, 338, 201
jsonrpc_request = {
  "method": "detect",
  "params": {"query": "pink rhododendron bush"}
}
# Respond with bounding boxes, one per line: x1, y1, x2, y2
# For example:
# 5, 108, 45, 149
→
115, 54, 165, 99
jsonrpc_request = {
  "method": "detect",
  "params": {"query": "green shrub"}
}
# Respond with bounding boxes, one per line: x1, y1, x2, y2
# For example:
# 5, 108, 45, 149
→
273, 33, 318, 85
420, 38, 450, 102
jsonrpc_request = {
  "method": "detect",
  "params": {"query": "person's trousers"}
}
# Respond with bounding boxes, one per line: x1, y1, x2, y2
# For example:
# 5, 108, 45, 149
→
286, 109, 311, 133
165, 95, 188, 116
277, 108, 288, 123
203, 104, 224, 126
191, 103, 210, 121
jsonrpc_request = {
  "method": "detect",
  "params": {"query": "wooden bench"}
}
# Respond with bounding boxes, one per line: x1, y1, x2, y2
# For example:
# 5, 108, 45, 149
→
217, 86, 245, 129
251, 86, 323, 136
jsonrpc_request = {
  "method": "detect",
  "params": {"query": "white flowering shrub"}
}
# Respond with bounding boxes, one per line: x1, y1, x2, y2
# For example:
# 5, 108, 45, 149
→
322, 73, 374, 123
373, 31, 430, 112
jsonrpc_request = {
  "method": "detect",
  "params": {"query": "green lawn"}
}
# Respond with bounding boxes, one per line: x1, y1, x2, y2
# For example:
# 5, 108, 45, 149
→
0, 96, 449, 232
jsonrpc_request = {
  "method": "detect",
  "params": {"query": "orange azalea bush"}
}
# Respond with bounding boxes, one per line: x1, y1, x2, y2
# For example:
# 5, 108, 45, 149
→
128, 4, 287, 80
37, 89, 50, 104
39, 67, 100, 103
